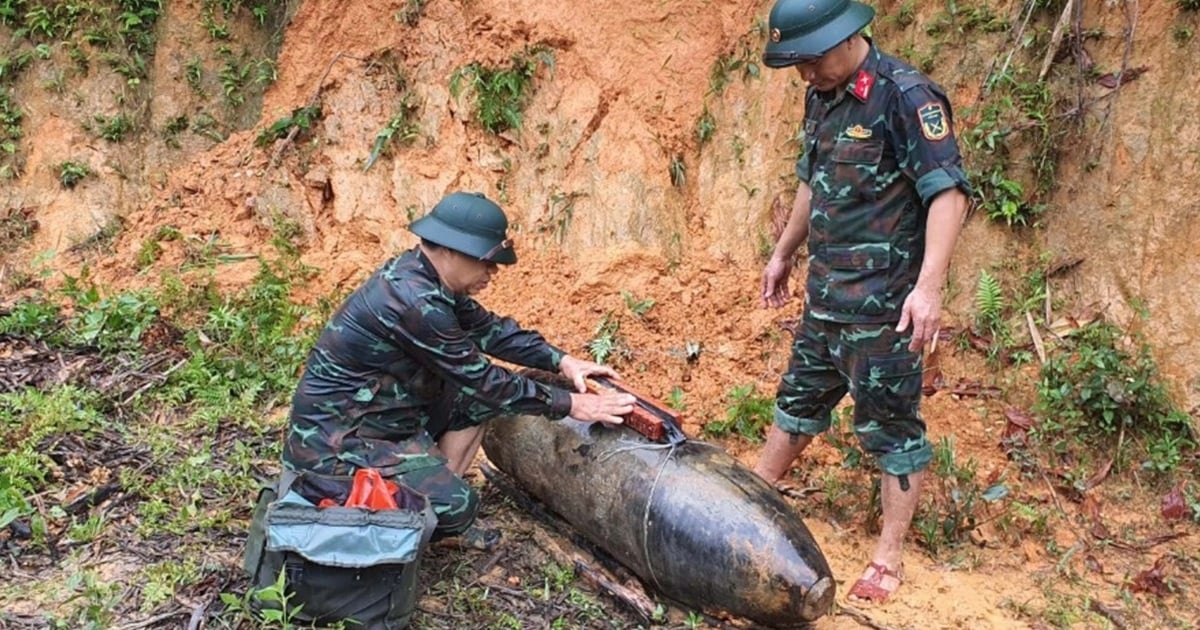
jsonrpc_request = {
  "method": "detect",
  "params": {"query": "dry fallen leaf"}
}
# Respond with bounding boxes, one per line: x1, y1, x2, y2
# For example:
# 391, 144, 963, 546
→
1128, 556, 1171, 597
1160, 482, 1188, 521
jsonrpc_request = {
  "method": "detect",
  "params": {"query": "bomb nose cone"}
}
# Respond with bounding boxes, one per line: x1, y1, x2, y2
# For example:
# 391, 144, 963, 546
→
801, 576, 836, 621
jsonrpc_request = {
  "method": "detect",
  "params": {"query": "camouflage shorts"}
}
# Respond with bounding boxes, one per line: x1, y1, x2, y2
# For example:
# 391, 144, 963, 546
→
774, 315, 931, 476
396, 462, 479, 540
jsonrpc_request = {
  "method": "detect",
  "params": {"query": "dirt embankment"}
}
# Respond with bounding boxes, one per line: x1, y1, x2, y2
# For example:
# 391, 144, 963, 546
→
2, 0, 1198, 628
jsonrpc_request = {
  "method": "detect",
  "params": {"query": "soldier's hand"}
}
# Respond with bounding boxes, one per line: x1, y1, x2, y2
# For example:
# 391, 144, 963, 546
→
569, 392, 635, 426
897, 284, 943, 352
559, 354, 620, 393
761, 256, 794, 309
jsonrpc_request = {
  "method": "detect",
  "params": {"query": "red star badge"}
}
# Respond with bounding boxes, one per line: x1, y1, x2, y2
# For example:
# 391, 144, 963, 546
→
852, 70, 874, 101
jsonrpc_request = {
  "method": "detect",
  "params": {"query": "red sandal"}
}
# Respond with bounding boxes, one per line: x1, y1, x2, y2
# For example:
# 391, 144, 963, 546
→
848, 561, 902, 603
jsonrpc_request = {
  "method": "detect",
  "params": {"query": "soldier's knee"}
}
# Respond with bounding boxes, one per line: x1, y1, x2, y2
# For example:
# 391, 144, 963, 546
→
431, 484, 480, 539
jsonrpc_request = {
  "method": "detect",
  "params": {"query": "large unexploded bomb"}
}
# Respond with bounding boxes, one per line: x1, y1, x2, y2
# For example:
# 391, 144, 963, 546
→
482, 409, 835, 626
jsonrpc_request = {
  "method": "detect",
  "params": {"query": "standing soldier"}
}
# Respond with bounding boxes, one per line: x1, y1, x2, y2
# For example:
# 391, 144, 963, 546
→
282, 191, 635, 548
754, 0, 971, 603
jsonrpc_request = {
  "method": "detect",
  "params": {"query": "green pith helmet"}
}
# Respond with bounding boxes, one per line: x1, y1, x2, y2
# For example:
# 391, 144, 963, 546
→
762, 0, 874, 68
409, 192, 517, 264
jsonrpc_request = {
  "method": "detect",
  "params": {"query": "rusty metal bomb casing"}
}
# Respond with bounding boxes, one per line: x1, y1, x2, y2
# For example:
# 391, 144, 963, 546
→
482, 415, 835, 626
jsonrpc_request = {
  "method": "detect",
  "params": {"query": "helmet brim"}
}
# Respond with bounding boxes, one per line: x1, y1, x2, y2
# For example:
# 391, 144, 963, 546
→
763, 2, 874, 69
410, 215, 517, 265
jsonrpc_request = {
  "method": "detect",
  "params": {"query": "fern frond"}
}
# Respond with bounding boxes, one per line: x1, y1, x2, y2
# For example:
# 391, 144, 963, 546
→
975, 270, 1004, 327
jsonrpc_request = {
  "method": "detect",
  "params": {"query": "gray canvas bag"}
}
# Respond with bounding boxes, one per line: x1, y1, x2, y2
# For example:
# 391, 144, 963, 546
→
243, 470, 437, 629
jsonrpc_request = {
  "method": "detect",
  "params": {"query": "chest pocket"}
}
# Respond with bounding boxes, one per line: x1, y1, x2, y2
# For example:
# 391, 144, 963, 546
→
832, 140, 883, 201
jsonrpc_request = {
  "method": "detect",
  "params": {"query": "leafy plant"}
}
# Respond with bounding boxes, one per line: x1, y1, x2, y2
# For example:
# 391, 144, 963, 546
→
93, 112, 134, 142
587, 313, 622, 365
706, 40, 760, 95
666, 386, 686, 411
136, 238, 163, 269
1, 88, 24, 178
57, 160, 92, 188
916, 436, 1009, 554
822, 406, 865, 469
364, 97, 420, 172
974, 269, 1004, 332
1035, 322, 1194, 473
218, 54, 251, 106
62, 280, 161, 354
621, 291, 654, 317
185, 57, 204, 94
220, 567, 310, 628
256, 105, 323, 148
703, 384, 773, 442
1178, 0, 1200, 11
542, 189, 583, 243
450, 46, 553, 135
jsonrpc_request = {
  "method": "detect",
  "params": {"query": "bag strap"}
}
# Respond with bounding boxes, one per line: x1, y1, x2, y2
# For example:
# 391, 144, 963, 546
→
276, 468, 300, 496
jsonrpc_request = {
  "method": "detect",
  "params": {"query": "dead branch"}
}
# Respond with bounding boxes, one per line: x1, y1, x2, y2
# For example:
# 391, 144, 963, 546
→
1088, 600, 1128, 629
1025, 311, 1046, 364
113, 609, 187, 630
1039, 0, 1075, 81
837, 603, 903, 630
575, 560, 658, 624
185, 597, 211, 630
982, 0, 1040, 100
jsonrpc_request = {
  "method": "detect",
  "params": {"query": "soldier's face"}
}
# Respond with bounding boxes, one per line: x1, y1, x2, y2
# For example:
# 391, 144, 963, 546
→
793, 39, 856, 92
445, 251, 499, 295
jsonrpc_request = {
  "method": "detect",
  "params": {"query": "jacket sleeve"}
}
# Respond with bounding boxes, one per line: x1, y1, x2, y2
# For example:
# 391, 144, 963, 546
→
453, 296, 566, 371
382, 285, 572, 418
888, 83, 974, 206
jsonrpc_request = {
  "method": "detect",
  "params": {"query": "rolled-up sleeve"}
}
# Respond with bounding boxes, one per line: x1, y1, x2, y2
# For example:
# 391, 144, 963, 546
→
890, 85, 973, 206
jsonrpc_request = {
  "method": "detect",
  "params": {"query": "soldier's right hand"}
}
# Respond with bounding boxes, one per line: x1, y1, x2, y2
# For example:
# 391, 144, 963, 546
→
569, 392, 635, 426
761, 256, 793, 309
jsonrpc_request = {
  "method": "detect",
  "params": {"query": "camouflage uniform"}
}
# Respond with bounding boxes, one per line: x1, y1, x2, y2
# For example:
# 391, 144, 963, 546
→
775, 42, 971, 476
283, 247, 573, 537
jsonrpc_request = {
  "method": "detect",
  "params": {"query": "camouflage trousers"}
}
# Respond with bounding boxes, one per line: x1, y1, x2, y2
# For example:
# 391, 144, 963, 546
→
399, 390, 510, 540
774, 314, 931, 476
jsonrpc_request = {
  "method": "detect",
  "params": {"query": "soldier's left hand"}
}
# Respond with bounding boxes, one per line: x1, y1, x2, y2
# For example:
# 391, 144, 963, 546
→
896, 285, 943, 352
559, 354, 621, 393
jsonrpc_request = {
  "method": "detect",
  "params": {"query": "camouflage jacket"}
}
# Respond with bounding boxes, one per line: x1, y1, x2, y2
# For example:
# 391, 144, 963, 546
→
283, 247, 572, 475
797, 42, 971, 323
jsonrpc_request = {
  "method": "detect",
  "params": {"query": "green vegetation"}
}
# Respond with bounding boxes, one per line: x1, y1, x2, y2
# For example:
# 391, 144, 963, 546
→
364, 86, 421, 172
621, 290, 655, 317
706, 36, 761, 95
587, 313, 624, 365
56, 160, 92, 188
0, 88, 24, 179
915, 436, 1008, 554
702, 384, 773, 442
255, 104, 322, 148
92, 112, 134, 142
972, 269, 1009, 360
541, 189, 584, 243
1179, 0, 1200, 11
695, 107, 716, 145
450, 46, 554, 135
666, 386, 686, 411
1035, 322, 1194, 474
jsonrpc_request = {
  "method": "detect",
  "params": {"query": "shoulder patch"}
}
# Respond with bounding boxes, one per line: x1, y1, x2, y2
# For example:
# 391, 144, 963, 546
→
917, 102, 950, 141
